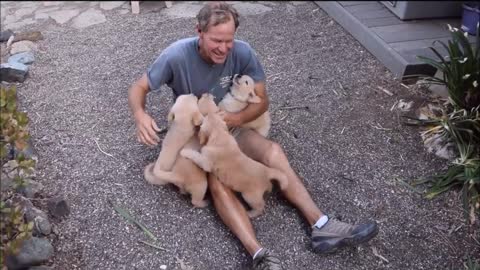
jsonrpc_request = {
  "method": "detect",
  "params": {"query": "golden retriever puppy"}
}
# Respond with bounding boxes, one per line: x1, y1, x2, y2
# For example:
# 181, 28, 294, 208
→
180, 112, 288, 218
218, 74, 271, 137
144, 136, 208, 208
153, 94, 203, 171
198, 93, 220, 116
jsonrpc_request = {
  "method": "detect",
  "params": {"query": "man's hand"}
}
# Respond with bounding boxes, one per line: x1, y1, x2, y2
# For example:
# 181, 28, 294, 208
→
134, 111, 161, 146
219, 110, 243, 128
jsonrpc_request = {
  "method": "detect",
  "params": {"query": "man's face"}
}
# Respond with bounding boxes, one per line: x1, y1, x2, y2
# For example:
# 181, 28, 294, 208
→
198, 19, 235, 65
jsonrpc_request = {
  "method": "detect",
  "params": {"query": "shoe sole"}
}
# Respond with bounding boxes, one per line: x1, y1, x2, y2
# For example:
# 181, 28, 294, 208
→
312, 223, 379, 254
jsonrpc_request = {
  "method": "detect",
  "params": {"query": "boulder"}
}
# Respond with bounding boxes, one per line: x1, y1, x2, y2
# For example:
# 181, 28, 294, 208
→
0, 62, 29, 83
5, 237, 54, 270
10, 40, 37, 55
25, 207, 52, 236
8, 51, 35, 65
0, 29, 14, 42
47, 196, 70, 218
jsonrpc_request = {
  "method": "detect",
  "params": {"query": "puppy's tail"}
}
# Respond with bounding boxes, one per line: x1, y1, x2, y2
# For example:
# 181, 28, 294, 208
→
268, 168, 288, 190
144, 163, 180, 186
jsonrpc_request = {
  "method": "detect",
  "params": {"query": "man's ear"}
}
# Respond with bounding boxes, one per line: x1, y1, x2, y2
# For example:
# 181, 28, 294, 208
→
196, 24, 202, 34
168, 111, 175, 124
192, 111, 204, 126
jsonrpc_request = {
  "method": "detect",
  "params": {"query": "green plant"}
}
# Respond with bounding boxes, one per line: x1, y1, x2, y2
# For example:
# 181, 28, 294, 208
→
404, 106, 480, 223
464, 256, 480, 270
407, 23, 480, 224
417, 24, 480, 110
0, 85, 35, 267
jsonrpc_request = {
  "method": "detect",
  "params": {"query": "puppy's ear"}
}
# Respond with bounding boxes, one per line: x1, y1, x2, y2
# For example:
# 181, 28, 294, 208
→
168, 111, 175, 124
248, 95, 262, 104
192, 111, 203, 126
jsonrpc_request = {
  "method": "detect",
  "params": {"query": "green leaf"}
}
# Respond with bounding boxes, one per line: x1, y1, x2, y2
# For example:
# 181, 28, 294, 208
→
108, 200, 158, 242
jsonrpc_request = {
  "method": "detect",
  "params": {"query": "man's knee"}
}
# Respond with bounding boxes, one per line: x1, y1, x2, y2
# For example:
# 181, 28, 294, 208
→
264, 141, 286, 166
208, 174, 232, 198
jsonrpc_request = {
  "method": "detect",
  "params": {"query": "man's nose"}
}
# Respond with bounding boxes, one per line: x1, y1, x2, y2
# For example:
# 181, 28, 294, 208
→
219, 43, 228, 53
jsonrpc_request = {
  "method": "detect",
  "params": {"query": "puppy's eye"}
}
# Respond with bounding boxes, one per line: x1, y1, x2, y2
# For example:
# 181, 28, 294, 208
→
245, 81, 249, 85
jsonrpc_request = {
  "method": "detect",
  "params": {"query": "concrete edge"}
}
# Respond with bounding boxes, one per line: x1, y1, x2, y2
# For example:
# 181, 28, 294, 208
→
314, 1, 411, 79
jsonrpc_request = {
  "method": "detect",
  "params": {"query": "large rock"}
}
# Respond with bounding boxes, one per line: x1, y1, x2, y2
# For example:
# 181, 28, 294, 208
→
10, 40, 37, 55
5, 237, 54, 270
0, 62, 29, 83
0, 29, 14, 42
47, 196, 70, 218
9, 51, 35, 65
72, 8, 106, 29
17, 180, 44, 199
25, 207, 52, 236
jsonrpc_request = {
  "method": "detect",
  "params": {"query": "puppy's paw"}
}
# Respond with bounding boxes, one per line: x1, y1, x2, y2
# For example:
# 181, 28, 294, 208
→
180, 149, 196, 159
192, 199, 209, 208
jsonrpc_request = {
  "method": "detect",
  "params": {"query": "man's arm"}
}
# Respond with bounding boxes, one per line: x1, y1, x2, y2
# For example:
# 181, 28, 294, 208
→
128, 73, 161, 146
221, 81, 269, 127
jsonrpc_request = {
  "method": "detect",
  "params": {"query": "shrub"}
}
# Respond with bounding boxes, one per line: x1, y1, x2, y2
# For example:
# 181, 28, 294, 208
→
0, 84, 35, 267
410, 24, 480, 224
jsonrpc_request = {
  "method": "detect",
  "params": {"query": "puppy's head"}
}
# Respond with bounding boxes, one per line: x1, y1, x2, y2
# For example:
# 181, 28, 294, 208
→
230, 74, 261, 104
198, 112, 228, 145
198, 93, 219, 116
168, 94, 203, 128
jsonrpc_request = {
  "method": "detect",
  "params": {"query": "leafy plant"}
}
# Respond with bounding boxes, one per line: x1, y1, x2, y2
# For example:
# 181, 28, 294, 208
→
0, 85, 35, 267
417, 24, 480, 110
464, 256, 480, 270
405, 106, 480, 222
407, 23, 480, 224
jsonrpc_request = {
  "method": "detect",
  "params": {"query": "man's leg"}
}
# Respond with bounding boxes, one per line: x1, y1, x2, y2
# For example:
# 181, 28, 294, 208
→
208, 173, 282, 269
234, 129, 378, 253
207, 173, 261, 256
235, 129, 322, 225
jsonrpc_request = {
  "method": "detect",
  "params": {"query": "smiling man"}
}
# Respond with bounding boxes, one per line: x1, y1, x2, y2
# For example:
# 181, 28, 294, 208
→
128, 2, 378, 269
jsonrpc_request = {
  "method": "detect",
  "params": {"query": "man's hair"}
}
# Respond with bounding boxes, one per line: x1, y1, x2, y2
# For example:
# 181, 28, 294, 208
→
196, 2, 240, 32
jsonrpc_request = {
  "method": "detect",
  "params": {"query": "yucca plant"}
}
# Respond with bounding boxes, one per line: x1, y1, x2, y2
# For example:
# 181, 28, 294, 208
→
417, 23, 480, 110
404, 106, 480, 222
407, 22, 480, 224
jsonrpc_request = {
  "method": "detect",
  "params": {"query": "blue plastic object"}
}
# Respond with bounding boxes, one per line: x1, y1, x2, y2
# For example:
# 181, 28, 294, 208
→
461, 3, 480, 35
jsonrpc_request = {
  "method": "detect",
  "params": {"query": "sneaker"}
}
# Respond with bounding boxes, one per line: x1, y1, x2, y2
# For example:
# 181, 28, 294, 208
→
252, 249, 283, 270
311, 218, 379, 254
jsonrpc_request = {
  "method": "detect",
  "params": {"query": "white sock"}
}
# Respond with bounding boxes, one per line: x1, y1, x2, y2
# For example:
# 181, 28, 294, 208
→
314, 215, 329, 229
252, 247, 264, 259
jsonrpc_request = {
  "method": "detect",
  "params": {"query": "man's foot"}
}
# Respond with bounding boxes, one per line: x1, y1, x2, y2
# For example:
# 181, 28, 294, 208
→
252, 248, 283, 270
311, 218, 379, 254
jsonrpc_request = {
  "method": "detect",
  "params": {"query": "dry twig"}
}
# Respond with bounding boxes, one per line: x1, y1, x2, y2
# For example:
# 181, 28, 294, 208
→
94, 139, 114, 157
371, 247, 389, 263
279, 105, 309, 110
377, 86, 394, 96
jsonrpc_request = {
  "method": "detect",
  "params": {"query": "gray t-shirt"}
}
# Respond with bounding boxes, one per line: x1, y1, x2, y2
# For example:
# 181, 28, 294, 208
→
147, 37, 266, 104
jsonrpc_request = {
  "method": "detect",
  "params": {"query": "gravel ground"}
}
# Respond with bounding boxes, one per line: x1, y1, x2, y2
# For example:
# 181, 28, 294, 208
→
4, 1, 479, 269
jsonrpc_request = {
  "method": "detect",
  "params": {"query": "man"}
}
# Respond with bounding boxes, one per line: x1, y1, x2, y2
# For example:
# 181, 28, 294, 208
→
128, 2, 379, 269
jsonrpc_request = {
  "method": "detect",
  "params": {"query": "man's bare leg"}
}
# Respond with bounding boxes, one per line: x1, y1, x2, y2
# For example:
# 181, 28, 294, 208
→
235, 129, 322, 226
207, 173, 262, 256
235, 129, 379, 254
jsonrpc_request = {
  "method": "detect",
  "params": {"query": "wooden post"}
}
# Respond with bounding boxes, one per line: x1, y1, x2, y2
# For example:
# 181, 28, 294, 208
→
131, 1, 139, 14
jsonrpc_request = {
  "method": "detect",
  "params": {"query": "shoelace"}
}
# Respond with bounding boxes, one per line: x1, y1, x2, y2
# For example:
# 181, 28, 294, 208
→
317, 220, 355, 237
254, 251, 282, 270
